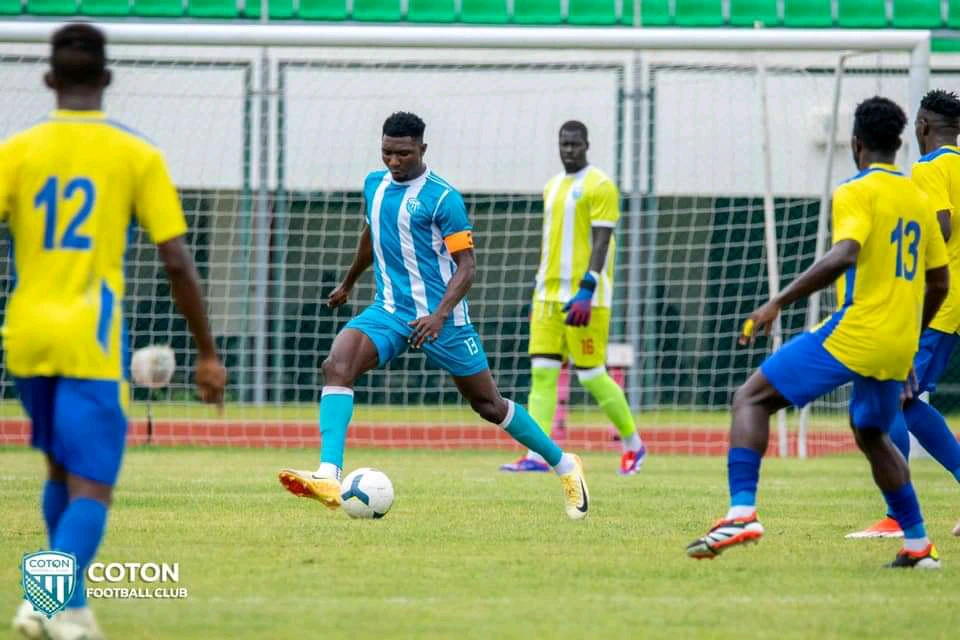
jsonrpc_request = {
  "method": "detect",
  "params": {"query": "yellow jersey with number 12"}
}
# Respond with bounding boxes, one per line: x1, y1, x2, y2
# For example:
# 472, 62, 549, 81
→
0, 110, 188, 380
912, 145, 960, 334
534, 165, 619, 308
815, 163, 948, 380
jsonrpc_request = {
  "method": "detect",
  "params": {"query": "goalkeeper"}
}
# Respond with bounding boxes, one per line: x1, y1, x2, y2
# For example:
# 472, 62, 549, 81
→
501, 121, 646, 476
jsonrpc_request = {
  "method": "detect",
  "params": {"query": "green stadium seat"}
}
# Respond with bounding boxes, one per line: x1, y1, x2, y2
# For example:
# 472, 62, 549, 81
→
298, 0, 346, 19
242, 0, 295, 19
461, 0, 507, 23
186, 0, 238, 16
353, 0, 401, 21
783, 0, 832, 26
837, 0, 888, 26
132, 0, 182, 16
729, 0, 778, 26
933, 38, 960, 52
514, 0, 561, 23
947, 0, 960, 27
0, 0, 20, 12
568, 0, 616, 24
639, 0, 671, 25
27, 0, 77, 14
893, 0, 942, 26
81, 0, 129, 15
407, 0, 456, 22
674, 0, 723, 25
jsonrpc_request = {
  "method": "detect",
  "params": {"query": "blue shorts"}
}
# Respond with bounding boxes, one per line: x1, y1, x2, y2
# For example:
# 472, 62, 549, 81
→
760, 332, 902, 431
345, 306, 490, 377
913, 328, 958, 395
16, 377, 128, 486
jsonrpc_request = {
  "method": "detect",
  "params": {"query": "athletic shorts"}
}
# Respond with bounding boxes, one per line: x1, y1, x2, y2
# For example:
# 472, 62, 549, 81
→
345, 305, 490, 378
527, 300, 610, 369
16, 377, 129, 486
761, 332, 902, 432
912, 328, 959, 395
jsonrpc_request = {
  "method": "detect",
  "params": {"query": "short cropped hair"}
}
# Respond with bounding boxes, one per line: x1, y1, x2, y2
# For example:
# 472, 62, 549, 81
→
853, 96, 906, 154
382, 112, 426, 140
50, 23, 107, 88
559, 120, 588, 141
921, 89, 960, 121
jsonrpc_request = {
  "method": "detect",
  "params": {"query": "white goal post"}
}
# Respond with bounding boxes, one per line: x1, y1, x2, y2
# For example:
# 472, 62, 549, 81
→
0, 23, 934, 456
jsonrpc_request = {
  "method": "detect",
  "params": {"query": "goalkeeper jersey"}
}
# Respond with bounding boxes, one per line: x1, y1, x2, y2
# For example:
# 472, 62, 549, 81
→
0, 110, 188, 380
534, 165, 619, 308
912, 145, 960, 334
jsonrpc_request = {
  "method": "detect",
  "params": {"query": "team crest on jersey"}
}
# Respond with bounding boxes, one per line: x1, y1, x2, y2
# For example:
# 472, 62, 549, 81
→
406, 198, 426, 217
572, 185, 584, 200
21, 551, 77, 618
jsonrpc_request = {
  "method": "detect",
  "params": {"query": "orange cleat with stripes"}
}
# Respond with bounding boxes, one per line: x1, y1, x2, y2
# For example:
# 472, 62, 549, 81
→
686, 513, 764, 559
845, 516, 903, 539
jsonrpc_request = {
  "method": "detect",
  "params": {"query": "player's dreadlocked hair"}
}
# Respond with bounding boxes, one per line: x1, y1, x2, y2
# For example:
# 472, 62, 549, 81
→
921, 89, 960, 122
853, 96, 907, 154
560, 120, 589, 141
50, 23, 107, 88
382, 112, 426, 141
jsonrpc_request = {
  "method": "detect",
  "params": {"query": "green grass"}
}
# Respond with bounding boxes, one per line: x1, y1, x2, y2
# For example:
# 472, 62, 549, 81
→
1, 448, 958, 638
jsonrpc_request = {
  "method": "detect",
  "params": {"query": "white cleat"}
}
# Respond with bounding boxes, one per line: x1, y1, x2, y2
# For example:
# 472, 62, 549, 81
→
11, 600, 45, 640
559, 454, 589, 520
44, 607, 105, 640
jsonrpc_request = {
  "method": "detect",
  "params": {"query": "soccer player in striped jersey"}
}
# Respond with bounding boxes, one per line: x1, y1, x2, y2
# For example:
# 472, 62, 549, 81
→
848, 89, 960, 540
500, 121, 646, 476
687, 97, 949, 568
278, 112, 589, 520
7, 24, 226, 640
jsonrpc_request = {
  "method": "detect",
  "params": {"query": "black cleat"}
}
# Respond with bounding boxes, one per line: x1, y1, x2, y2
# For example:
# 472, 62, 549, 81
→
885, 544, 941, 569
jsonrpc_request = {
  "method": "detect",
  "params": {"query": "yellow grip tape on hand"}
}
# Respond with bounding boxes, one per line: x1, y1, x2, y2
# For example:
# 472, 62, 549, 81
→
741, 319, 755, 338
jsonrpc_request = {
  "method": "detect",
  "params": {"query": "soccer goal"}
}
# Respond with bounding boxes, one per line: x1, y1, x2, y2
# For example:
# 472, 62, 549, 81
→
0, 23, 935, 457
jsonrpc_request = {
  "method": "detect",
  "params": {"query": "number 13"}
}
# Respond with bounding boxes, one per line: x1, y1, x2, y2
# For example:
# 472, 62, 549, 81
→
890, 217, 921, 281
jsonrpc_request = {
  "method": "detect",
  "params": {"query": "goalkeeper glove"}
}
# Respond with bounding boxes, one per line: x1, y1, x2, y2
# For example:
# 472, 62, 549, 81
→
563, 271, 598, 327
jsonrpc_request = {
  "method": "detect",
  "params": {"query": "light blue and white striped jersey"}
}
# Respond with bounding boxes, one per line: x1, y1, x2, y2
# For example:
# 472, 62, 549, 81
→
363, 168, 472, 327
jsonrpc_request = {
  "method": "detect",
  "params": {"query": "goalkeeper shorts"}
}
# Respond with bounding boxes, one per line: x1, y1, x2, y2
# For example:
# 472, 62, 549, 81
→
15, 376, 129, 486
527, 300, 610, 369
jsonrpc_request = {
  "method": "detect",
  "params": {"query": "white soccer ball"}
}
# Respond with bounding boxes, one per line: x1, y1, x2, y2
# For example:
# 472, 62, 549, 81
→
130, 345, 177, 389
340, 468, 394, 519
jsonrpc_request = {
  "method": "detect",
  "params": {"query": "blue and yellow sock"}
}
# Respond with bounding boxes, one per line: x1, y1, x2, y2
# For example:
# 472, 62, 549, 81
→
319, 386, 354, 477
42, 479, 68, 547
904, 400, 960, 482
53, 497, 108, 608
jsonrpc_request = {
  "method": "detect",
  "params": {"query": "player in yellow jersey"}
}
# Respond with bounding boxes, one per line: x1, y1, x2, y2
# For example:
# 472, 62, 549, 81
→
687, 97, 949, 569
848, 89, 960, 540
7, 24, 226, 640
500, 121, 646, 475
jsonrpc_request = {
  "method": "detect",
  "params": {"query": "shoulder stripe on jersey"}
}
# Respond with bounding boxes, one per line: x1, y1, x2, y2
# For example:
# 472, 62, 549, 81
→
919, 147, 960, 163
104, 119, 156, 145
842, 167, 903, 184
431, 189, 451, 221
426, 173, 456, 192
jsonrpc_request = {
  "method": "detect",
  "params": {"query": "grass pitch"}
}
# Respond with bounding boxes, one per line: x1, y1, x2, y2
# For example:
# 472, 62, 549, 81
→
2, 447, 959, 639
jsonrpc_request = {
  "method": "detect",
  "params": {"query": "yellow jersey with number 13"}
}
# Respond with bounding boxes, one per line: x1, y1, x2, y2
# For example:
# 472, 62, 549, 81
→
912, 145, 960, 334
815, 163, 948, 380
0, 110, 188, 380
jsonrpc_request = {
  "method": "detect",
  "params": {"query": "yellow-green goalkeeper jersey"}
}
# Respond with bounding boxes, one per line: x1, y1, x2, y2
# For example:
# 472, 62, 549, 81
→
912, 145, 960, 334
533, 165, 619, 308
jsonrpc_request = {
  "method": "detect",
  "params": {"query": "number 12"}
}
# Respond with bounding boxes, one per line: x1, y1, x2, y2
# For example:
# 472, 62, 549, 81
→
34, 176, 96, 250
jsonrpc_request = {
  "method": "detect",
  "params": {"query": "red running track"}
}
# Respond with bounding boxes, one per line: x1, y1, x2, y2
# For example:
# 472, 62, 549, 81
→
0, 419, 861, 456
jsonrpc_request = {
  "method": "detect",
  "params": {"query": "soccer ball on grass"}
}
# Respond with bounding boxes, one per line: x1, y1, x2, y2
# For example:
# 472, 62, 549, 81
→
340, 468, 394, 519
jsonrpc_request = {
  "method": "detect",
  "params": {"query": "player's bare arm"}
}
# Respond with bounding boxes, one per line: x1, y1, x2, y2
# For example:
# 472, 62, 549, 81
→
741, 239, 860, 345
937, 210, 952, 241
921, 265, 950, 329
328, 220, 373, 309
408, 247, 476, 349
158, 235, 226, 406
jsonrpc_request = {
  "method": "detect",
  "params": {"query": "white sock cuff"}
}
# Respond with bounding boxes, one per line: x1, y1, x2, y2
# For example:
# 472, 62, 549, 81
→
576, 366, 607, 383
322, 386, 354, 398
498, 399, 516, 429
531, 357, 563, 369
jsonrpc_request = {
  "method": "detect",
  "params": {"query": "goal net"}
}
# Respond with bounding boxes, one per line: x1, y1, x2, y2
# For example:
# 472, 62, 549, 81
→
0, 25, 934, 456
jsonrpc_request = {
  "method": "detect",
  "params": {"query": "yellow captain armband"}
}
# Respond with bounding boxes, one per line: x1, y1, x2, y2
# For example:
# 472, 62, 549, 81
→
444, 230, 474, 254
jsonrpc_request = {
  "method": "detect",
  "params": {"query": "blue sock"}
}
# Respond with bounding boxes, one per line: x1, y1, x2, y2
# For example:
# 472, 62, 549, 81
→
904, 400, 960, 481
501, 401, 563, 466
42, 480, 68, 547
319, 387, 354, 471
883, 483, 926, 540
53, 497, 108, 608
888, 411, 911, 460
728, 447, 762, 507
